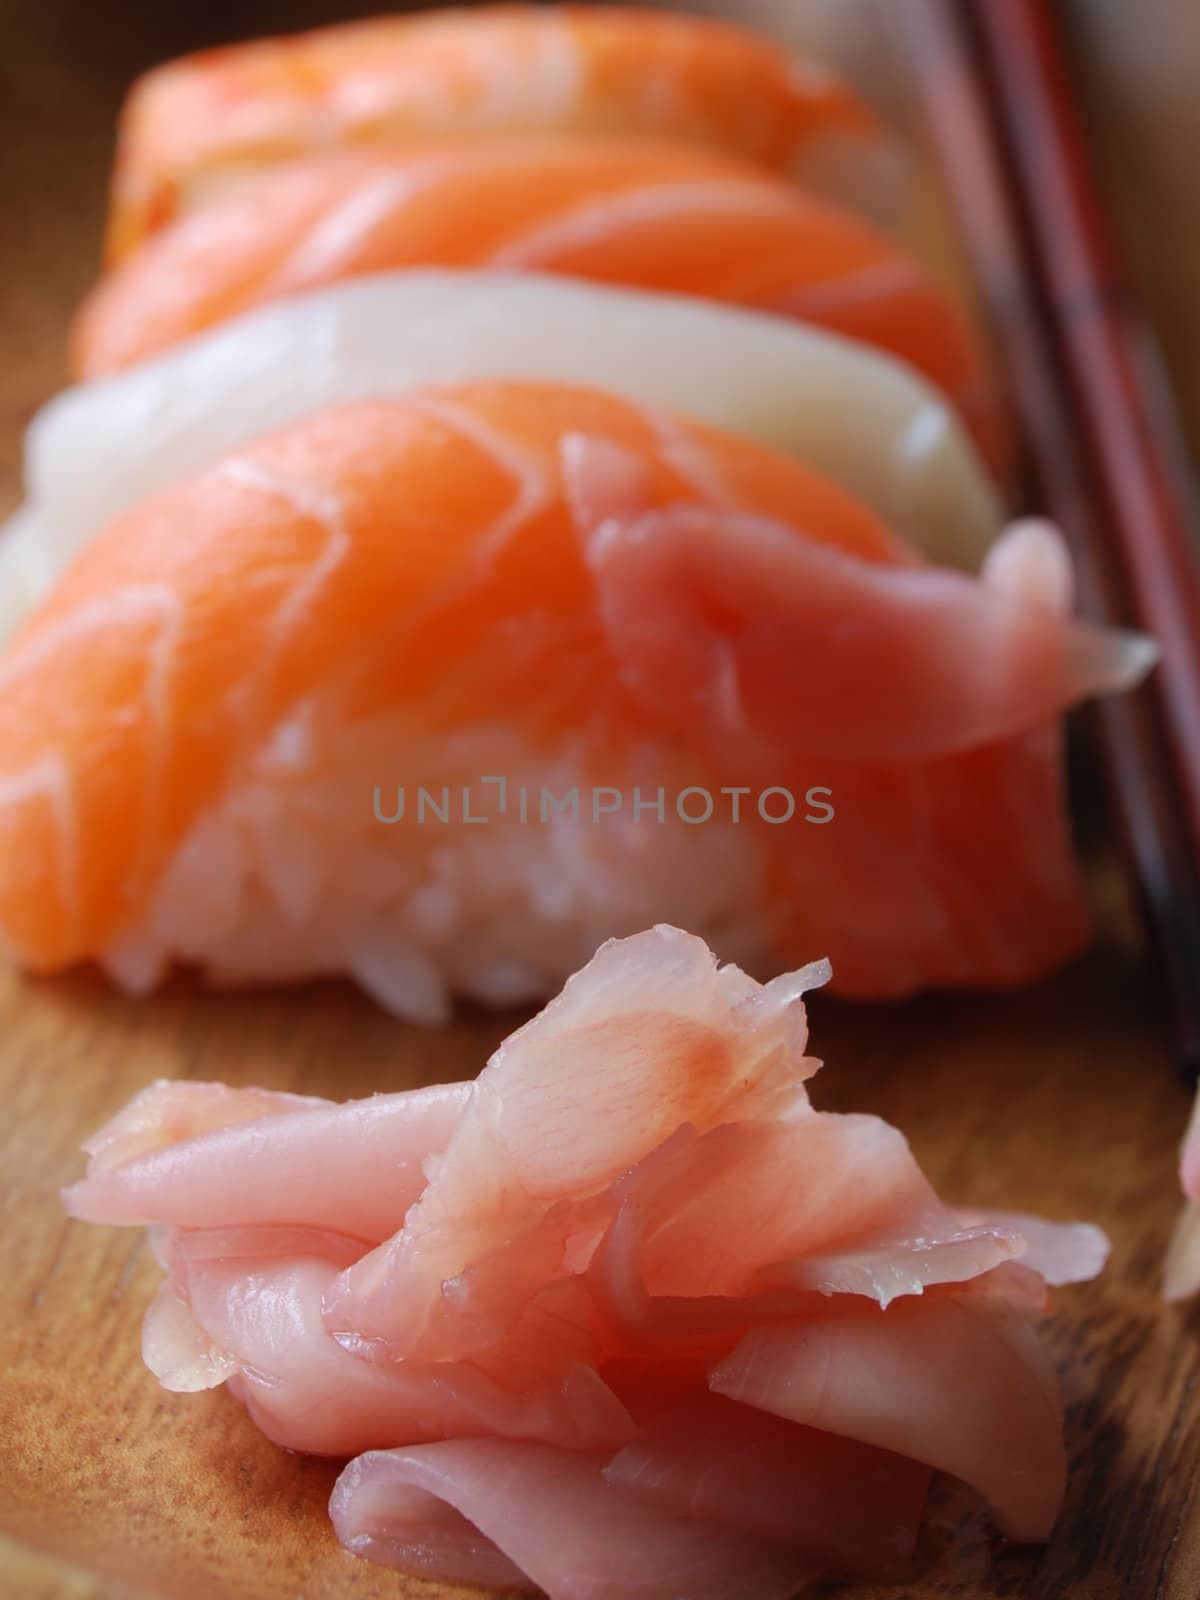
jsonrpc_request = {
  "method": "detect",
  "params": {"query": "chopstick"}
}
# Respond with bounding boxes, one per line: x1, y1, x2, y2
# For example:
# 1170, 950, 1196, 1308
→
901, 0, 1200, 1076
970, 0, 1200, 849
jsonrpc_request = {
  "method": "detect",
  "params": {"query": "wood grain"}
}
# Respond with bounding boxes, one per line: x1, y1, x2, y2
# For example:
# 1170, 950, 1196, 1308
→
1, 4, 1199, 1598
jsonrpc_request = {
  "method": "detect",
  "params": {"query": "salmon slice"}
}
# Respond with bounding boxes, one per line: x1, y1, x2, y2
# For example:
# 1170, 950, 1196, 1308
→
0, 382, 889, 986
0, 384, 1151, 1009
105, 4, 889, 262
74, 137, 1001, 468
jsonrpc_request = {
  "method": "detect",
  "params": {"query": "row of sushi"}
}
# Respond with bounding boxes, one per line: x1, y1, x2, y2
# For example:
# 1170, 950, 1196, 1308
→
0, 7, 1154, 1015
0, 4, 1184, 1592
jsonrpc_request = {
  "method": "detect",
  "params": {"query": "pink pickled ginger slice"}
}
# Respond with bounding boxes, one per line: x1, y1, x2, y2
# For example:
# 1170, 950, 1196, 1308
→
323, 926, 830, 1358
331, 1438, 816, 1600
711, 1283, 1066, 1542
65, 1082, 469, 1239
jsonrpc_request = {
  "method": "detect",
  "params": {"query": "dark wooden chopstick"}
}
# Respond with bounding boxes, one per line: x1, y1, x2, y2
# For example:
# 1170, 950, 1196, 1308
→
969, 0, 1200, 850
902, 0, 1200, 1076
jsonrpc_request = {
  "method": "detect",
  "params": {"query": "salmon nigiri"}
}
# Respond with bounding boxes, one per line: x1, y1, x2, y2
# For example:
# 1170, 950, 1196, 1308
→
105, 5, 893, 263
75, 137, 1000, 467
66, 927, 1108, 1591
0, 382, 1150, 1016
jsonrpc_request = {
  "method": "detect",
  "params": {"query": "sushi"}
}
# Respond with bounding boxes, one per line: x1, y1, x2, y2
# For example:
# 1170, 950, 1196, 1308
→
105, 4, 897, 263
73, 137, 1001, 467
0, 271, 1004, 650
64, 926, 1109, 1595
0, 381, 1152, 1017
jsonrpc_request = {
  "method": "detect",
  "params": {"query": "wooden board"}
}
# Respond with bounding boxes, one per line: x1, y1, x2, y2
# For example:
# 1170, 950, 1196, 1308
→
2, 4, 1200, 1598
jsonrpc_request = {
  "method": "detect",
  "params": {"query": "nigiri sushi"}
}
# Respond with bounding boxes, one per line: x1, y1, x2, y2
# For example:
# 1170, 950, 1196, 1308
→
74, 137, 1000, 467
105, 4, 897, 263
1, 272, 1003, 650
0, 381, 1152, 1017
65, 926, 1109, 1596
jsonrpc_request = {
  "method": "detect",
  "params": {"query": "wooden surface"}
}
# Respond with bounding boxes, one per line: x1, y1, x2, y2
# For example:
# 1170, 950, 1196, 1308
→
2, 4, 1200, 1599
